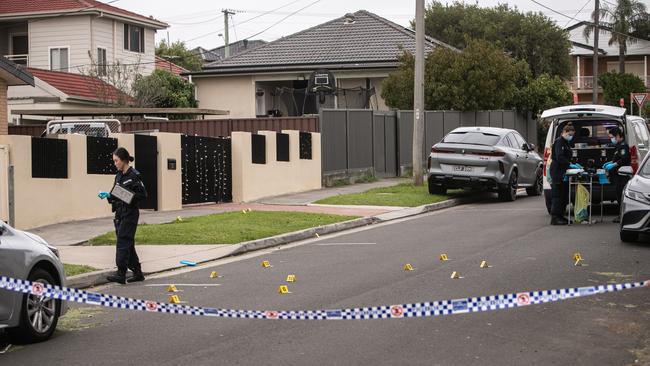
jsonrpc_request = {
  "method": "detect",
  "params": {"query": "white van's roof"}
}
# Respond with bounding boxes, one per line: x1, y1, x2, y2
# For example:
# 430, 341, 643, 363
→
540, 105, 626, 120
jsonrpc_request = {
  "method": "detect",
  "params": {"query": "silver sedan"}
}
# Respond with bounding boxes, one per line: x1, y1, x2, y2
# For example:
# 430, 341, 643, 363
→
0, 222, 67, 343
427, 127, 543, 201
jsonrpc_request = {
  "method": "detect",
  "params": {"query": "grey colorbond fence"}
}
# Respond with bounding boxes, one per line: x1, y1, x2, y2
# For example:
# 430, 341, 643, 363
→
320, 109, 536, 178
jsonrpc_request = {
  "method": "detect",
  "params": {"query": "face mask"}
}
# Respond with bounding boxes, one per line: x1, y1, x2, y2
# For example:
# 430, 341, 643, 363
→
611, 137, 617, 144
564, 134, 573, 142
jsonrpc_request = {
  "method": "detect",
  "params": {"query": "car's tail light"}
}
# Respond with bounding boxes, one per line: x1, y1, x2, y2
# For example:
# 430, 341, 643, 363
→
631, 145, 639, 174
472, 150, 506, 157
543, 147, 551, 177
431, 146, 454, 154
427, 156, 432, 170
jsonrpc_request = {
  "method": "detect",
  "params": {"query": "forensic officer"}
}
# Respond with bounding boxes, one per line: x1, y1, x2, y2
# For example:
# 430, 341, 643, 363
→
550, 124, 578, 225
99, 147, 148, 284
603, 127, 631, 223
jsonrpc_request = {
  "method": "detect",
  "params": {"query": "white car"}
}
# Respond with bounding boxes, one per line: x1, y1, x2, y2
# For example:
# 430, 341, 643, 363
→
618, 154, 650, 242
0, 222, 67, 343
540, 105, 650, 213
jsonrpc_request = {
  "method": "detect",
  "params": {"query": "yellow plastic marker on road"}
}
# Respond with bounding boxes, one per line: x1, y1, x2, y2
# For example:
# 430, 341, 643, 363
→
286, 274, 296, 282
168, 294, 182, 304
573, 253, 585, 266
450, 271, 461, 279
403, 263, 415, 271
167, 284, 179, 293
480, 260, 491, 268
210, 271, 220, 279
278, 285, 291, 294
261, 260, 272, 268
439, 254, 449, 261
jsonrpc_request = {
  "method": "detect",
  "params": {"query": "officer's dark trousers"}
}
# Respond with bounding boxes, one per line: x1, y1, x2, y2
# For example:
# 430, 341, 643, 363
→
114, 209, 141, 274
550, 180, 569, 218
611, 174, 630, 205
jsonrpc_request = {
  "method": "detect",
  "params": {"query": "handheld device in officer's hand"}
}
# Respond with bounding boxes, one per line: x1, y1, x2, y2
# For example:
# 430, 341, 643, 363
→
110, 184, 135, 205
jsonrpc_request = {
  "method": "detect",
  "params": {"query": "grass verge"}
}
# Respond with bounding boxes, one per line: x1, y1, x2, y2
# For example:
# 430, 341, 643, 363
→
64, 264, 98, 277
315, 183, 470, 207
89, 211, 358, 245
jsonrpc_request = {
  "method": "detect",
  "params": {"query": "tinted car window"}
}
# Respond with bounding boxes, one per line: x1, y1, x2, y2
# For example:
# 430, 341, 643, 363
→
513, 133, 527, 150
442, 132, 501, 145
633, 122, 650, 146
640, 156, 650, 177
504, 134, 516, 148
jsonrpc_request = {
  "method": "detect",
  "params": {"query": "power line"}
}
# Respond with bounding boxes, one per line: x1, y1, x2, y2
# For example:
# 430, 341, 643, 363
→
564, 0, 592, 28
244, 0, 324, 41
168, 15, 223, 26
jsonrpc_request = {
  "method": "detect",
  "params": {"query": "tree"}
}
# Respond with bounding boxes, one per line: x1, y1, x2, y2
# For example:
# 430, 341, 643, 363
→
514, 74, 573, 118
155, 40, 203, 72
584, 0, 648, 73
80, 51, 141, 106
381, 52, 415, 110
599, 71, 646, 113
131, 70, 198, 119
422, 2, 572, 79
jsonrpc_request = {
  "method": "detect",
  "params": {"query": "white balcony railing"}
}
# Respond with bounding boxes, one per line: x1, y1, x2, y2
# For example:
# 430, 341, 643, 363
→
571, 75, 650, 91
3, 54, 28, 65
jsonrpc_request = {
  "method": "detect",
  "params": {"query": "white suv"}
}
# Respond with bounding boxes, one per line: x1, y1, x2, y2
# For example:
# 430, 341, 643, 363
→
540, 105, 650, 213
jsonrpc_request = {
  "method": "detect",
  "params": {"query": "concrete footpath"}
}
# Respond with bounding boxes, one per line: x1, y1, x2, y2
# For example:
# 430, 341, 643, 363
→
31, 178, 478, 288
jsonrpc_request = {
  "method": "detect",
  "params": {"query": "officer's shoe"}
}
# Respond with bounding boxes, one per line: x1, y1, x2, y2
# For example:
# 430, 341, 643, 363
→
106, 271, 127, 285
127, 270, 145, 283
550, 216, 568, 225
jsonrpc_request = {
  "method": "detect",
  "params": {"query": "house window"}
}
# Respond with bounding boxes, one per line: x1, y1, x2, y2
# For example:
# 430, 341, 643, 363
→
97, 47, 107, 76
50, 47, 69, 71
123, 24, 145, 53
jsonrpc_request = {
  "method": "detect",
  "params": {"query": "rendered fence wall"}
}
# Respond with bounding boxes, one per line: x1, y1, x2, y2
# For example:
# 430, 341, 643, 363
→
231, 130, 321, 203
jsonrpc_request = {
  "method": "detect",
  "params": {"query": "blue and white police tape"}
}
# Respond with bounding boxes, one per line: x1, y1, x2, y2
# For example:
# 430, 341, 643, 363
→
1, 276, 648, 320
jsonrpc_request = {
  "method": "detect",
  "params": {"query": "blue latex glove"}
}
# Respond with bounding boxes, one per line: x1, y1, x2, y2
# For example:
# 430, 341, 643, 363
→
98, 191, 110, 199
569, 163, 582, 169
602, 161, 613, 169
604, 162, 617, 171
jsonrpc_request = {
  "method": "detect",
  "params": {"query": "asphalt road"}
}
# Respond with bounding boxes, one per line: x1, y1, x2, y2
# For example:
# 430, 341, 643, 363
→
2, 195, 650, 365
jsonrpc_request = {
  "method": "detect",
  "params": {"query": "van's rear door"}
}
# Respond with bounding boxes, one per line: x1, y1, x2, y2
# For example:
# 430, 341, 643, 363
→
540, 105, 626, 121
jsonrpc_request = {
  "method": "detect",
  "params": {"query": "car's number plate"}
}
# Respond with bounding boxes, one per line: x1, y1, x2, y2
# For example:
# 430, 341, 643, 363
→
454, 165, 472, 172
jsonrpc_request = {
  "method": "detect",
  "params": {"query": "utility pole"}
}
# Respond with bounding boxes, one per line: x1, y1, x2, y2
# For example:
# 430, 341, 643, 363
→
592, 0, 600, 104
413, 0, 425, 185
222, 9, 235, 58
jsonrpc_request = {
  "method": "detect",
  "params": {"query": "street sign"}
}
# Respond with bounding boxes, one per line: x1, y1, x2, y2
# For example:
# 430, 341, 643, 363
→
632, 93, 648, 108
573, 93, 578, 105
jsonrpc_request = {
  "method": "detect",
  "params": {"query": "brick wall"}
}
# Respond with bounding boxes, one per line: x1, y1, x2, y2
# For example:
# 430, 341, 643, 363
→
0, 79, 7, 135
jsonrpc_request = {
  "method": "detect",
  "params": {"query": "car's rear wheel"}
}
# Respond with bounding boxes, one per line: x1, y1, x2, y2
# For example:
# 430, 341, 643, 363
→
498, 171, 518, 202
526, 168, 543, 196
428, 178, 447, 195
7, 268, 61, 343
620, 230, 639, 243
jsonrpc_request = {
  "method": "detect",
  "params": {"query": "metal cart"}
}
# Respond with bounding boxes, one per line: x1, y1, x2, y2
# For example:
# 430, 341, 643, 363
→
567, 171, 605, 225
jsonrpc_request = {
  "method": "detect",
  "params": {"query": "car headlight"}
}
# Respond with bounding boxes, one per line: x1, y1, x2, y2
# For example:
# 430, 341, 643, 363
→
624, 188, 650, 204
23, 231, 60, 258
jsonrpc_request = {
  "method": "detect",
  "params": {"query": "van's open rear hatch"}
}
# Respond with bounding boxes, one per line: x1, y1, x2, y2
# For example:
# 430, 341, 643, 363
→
556, 119, 623, 169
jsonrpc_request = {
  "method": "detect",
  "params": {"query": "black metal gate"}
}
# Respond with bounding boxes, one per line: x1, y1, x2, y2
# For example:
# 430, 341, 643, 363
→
181, 135, 232, 204
134, 134, 158, 210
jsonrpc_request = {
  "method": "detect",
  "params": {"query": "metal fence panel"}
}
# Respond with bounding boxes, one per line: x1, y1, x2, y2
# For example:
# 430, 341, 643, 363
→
398, 111, 414, 166
503, 110, 516, 130
425, 111, 445, 155
443, 111, 461, 134
347, 110, 374, 170
489, 111, 504, 128
476, 111, 490, 127
320, 110, 348, 172
384, 113, 397, 176
460, 111, 476, 127
373, 113, 386, 175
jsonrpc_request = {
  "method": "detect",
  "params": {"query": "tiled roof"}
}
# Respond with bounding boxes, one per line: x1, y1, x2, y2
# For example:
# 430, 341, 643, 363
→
0, 0, 167, 28
201, 10, 453, 71
155, 56, 189, 77
0, 58, 35, 86
27, 68, 128, 103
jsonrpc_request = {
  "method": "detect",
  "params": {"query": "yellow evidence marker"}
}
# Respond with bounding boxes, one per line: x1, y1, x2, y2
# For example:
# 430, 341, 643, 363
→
403, 263, 415, 271
167, 284, 179, 293
168, 294, 182, 304
261, 260, 272, 268
480, 260, 491, 268
573, 253, 585, 266
278, 285, 291, 294
209, 271, 220, 279
439, 253, 449, 261
286, 274, 297, 282
450, 271, 461, 279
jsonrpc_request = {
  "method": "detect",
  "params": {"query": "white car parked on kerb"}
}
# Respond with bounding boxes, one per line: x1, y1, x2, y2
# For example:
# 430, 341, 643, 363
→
540, 105, 650, 213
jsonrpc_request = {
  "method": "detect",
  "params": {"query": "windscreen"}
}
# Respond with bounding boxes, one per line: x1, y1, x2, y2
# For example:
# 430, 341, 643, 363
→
557, 120, 623, 146
442, 132, 501, 146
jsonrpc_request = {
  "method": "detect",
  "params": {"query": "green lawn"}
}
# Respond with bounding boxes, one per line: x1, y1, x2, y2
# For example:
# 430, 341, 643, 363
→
315, 183, 469, 207
89, 211, 358, 245
64, 264, 98, 277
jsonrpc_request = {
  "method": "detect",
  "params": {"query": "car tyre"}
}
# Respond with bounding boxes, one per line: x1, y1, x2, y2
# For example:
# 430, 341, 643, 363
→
428, 179, 447, 195
526, 168, 543, 197
620, 230, 639, 243
7, 268, 61, 344
498, 171, 518, 202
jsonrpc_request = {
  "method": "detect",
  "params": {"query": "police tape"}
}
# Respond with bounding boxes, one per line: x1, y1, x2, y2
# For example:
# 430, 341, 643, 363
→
1, 276, 648, 320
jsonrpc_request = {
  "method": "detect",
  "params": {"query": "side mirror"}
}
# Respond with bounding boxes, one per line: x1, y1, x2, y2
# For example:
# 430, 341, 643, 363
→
528, 143, 536, 151
618, 166, 634, 177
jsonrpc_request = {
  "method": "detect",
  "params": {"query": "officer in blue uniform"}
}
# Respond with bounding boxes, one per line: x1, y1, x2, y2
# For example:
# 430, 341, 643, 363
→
550, 124, 577, 225
99, 147, 148, 284
603, 127, 631, 223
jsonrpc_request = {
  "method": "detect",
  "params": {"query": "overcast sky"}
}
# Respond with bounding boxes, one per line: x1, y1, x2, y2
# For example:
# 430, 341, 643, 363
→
114, 0, 649, 50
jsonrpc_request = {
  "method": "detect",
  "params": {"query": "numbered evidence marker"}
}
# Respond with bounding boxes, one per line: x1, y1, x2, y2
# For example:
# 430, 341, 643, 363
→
261, 260, 272, 268
403, 263, 415, 271
450, 271, 462, 279
209, 271, 221, 279
286, 274, 297, 283
167, 284, 180, 293
480, 260, 491, 269
439, 253, 450, 261
168, 294, 183, 304
278, 285, 291, 294
573, 253, 586, 266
